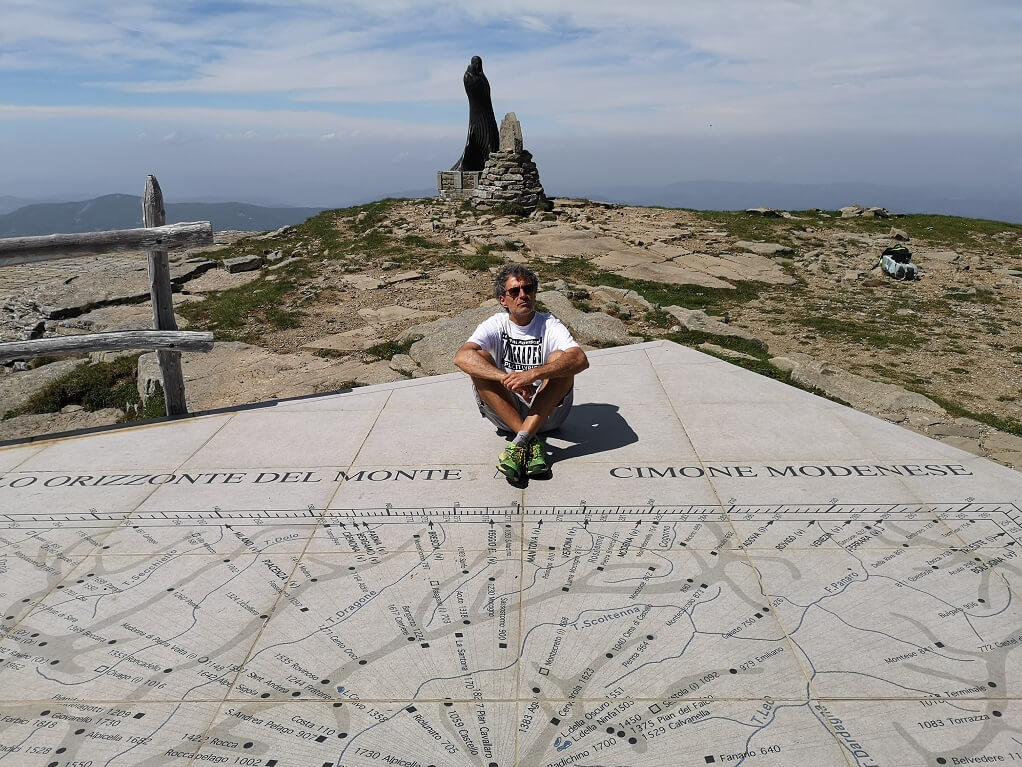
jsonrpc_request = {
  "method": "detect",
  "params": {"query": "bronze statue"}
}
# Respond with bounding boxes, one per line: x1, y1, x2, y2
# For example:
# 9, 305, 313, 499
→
451, 56, 499, 172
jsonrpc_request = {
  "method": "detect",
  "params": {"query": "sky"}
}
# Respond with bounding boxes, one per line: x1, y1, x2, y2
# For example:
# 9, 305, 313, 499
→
1, 0, 1020, 207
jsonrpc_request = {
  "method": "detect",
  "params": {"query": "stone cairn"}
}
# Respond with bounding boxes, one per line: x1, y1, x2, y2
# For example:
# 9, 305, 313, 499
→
471, 113, 547, 214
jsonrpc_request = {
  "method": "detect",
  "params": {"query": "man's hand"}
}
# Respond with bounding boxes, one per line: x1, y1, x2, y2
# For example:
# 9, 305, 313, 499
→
501, 369, 540, 399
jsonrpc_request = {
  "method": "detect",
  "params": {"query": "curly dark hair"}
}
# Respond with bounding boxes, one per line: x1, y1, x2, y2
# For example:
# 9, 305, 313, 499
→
493, 263, 539, 301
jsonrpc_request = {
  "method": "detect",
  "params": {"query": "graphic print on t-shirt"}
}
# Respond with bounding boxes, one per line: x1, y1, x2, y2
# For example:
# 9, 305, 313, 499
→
501, 331, 542, 371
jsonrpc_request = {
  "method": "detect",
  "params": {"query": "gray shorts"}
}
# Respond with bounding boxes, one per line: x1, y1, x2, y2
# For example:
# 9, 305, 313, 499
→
473, 385, 574, 434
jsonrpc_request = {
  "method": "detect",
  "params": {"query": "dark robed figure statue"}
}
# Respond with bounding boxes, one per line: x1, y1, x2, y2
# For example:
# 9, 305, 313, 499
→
451, 56, 499, 172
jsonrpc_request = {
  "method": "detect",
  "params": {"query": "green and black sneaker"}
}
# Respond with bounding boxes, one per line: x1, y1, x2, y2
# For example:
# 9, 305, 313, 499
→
525, 437, 550, 477
497, 443, 527, 482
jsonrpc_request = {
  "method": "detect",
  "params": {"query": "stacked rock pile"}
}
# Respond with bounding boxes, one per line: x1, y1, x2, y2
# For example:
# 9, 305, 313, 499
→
472, 113, 547, 214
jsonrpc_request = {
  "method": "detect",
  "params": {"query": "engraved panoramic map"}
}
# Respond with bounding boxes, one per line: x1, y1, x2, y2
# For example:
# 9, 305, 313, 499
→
1, 344, 1020, 766
1, 499, 1020, 767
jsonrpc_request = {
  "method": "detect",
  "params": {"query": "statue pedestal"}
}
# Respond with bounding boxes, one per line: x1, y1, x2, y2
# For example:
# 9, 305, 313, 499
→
472, 149, 547, 214
437, 171, 481, 200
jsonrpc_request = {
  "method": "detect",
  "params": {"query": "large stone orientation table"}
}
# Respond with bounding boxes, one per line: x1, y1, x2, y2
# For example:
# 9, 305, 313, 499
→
1, 341, 1019, 767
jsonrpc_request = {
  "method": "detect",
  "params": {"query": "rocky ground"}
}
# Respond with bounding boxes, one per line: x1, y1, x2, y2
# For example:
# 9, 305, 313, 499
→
2, 197, 1020, 468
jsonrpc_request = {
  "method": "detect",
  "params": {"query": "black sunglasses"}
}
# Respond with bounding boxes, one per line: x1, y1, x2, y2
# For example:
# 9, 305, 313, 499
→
505, 283, 537, 298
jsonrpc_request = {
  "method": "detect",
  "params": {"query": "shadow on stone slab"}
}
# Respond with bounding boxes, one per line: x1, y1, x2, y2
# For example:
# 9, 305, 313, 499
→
545, 403, 638, 463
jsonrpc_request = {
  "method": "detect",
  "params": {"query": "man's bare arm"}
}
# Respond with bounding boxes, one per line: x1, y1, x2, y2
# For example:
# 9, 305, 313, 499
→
454, 342, 505, 382
501, 346, 588, 391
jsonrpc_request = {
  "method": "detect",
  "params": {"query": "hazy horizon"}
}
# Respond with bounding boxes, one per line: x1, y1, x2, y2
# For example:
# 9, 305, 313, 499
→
3, 2, 1020, 212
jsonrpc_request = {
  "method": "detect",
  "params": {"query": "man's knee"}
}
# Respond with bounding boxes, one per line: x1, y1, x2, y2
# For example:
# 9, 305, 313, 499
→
472, 376, 514, 405
539, 375, 574, 398
532, 376, 573, 413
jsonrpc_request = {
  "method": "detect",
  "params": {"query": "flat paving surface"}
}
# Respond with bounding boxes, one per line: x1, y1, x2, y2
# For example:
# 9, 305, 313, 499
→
0, 341, 1020, 767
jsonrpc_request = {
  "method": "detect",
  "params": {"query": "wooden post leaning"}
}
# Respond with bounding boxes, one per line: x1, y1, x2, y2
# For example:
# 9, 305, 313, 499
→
143, 175, 189, 417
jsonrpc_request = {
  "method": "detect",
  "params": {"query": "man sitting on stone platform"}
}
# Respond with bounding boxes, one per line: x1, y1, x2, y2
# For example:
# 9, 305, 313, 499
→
455, 264, 589, 481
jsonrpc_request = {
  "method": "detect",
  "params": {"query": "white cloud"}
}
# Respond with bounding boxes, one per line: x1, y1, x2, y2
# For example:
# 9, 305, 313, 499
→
219, 130, 260, 141
3, 0, 1019, 137
2, 0, 1020, 200
0, 103, 458, 140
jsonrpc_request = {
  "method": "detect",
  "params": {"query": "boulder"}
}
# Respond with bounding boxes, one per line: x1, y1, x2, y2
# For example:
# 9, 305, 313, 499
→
25, 258, 216, 320
698, 343, 759, 361
399, 293, 641, 375
138, 342, 404, 412
358, 305, 441, 325
982, 431, 1022, 455
400, 303, 502, 375
137, 352, 163, 402
0, 359, 86, 418
389, 353, 422, 377
734, 241, 794, 256
768, 356, 796, 373
925, 419, 985, 439
781, 353, 945, 415
589, 285, 653, 312
664, 306, 767, 350
267, 257, 303, 271
535, 292, 643, 348
380, 270, 424, 287
0, 407, 124, 443
301, 327, 385, 353
224, 255, 263, 273
935, 435, 983, 456
890, 227, 910, 241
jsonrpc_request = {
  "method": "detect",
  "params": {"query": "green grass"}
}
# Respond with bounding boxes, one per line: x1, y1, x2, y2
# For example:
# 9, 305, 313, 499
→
402, 234, 444, 250
141, 382, 167, 419
160, 199, 1022, 444
688, 210, 801, 244
794, 314, 921, 349
684, 208, 1022, 257
645, 307, 674, 328
175, 200, 477, 341
285, 199, 409, 258
476, 240, 521, 254
540, 256, 765, 314
945, 287, 1001, 305
459, 251, 507, 271
335, 198, 406, 232
4, 355, 143, 420
177, 261, 313, 341
665, 329, 768, 358
364, 338, 417, 360
820, 211, 1022, 253
912, 392, 1022, 438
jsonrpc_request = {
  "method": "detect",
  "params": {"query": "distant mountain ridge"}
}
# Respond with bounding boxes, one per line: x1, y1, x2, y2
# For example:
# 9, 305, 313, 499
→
0, 195, 325, 237
0, 195, 52, 216
562, 180, 1022, 224
3, 180, 1019, 235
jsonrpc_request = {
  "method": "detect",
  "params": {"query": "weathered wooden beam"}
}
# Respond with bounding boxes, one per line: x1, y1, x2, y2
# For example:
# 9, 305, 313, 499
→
143, 175, 189, 417
0, 221, 214, 266
0, 331, 214, 363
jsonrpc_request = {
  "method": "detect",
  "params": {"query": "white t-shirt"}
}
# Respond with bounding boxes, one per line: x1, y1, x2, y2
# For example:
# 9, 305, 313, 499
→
467, 311, 580, 374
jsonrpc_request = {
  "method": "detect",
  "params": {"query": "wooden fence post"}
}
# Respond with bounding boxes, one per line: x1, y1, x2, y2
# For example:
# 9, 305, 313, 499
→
143, 175, 188, 416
